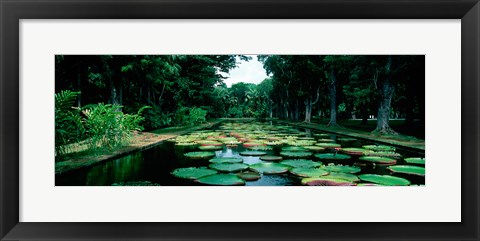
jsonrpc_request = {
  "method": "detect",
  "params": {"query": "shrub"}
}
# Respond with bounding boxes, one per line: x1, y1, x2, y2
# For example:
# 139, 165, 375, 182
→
55, 90, 149, 158
141, 105, 174, 130
55, 90, 84, 156
175, 107, 207, 126
82, 104, 148, 150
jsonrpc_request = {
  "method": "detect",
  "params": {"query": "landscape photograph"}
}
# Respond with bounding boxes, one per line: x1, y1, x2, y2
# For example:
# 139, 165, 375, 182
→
55, 55, 425, 186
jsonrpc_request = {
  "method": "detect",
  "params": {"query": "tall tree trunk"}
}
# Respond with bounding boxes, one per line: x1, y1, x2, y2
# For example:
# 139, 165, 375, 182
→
304, 88, 320, 123
360, 105, 369, 125
304, 99, 312, 123
294, 100, 300, 120
373, 56, 397, 135
76, 62, 82, 108
328, 69, 338, 126
101, 57, 121, 108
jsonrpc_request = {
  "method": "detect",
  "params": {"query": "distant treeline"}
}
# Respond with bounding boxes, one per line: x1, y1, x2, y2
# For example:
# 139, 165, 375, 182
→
56, 55, 424, 135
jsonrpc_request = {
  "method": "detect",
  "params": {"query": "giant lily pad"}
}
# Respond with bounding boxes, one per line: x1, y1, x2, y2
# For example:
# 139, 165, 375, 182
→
314, 153, 351, 161
325, 172, 360, 182
359, 156, 396, 165
358, 174, 410, 186
363, 145, 396, 152
387, 165, 425, 176
243, 142, 265, 147
184, 151, 216, 159
175, 142, 199, 148
209, 163, 249, 172
289, 167, 329, 177
316, 138, 336, 143
260, 155, 283, 162
315, 143, 341, 149
249, 162, 290, 174
171, 167, 218, 179
404, 157, 425, 165
281, 146, 307, 152
280, 159, 322, 168
341, 148, 369, 155
302, 146, 326, 152
209, 157, 243, 164
240, 151, 268, 156
280, 151, 313, 158
197, 140, 223, 146
236, 171, 261, 181
314, 133, 330, 138
196, 174, 245, 186
323, 165, 361, 174
247, 145, 274, 151
337, 137, 357, 142
198, 145, 223, 151
301, 177, 356, 186
365, 151, 402, 158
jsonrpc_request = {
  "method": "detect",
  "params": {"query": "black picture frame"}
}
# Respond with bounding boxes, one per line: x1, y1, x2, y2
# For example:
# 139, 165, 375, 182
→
1, 0, 478, 240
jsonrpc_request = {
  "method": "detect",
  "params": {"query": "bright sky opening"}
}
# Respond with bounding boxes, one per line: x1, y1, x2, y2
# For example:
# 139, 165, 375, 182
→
223, 55, 269, 87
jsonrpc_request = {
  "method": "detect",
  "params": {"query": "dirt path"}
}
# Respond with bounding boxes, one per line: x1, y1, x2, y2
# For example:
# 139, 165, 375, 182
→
55, 120, 222, 175
277, 120, 425, 151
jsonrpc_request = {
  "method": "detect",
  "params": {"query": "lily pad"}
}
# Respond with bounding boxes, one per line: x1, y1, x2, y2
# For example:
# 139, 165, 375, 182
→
196, 174, 245, 186
314, 153, 351, 161
184, 151, 216, 159
358, 174, 410, 186
363, 145, 396, 152
302, 146, 326, 152
198, 145, 223, 151
209, 157, 243, 164
314, 133, 330, 138
171, 167, 218, 179
337, 137, 357, 142
280, 159, 322, 168
280, 151, 313, 158
404, 157, 425, 165
323, 165, 361, 174
247, 145, 274, 151
301, 177, 356, 186
243, 142, 265, 147
281, 146, 307, 152
359, 156, 397, 165
175, 142, 199, 148
209, 163, 249, 172
325, 172, 360, 182
341, 148, 369, 155
365, 151, 402, 158
197, 140, 223, 146
249, 162, 290, 174
289, 167, 329, 177
316, 138, 336, 143
236, 171, 261, 181
260, 155, 283, 162
240, 151, 268, 156
387, 165, 425, 176
315, 143, 341, 149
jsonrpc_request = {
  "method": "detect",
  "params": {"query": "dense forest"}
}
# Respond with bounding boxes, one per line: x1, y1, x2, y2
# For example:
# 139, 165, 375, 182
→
55, 55, 424, 156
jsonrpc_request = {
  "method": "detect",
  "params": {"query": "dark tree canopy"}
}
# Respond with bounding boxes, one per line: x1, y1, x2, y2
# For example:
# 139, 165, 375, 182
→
56, 55, 425, 136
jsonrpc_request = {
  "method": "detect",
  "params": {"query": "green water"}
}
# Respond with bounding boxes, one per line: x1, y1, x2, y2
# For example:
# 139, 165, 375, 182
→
56, 121, 425, 186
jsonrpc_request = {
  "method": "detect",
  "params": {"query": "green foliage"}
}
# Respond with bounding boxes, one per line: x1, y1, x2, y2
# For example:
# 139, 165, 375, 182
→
82, 103, 147, 150
175, 107, 207, 126
55, 90, 84, 156
141, 106, 174, 130
55, 90, 148, 158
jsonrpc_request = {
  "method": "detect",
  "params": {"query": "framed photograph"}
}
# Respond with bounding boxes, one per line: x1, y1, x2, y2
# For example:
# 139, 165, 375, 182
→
1, 0, 478, 240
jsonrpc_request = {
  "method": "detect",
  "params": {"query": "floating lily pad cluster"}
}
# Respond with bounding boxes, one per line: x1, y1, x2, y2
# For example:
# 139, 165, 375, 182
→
167, 121, 423, 186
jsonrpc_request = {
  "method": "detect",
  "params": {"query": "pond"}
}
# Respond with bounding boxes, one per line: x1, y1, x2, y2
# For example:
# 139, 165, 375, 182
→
56, 120, 425, 186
